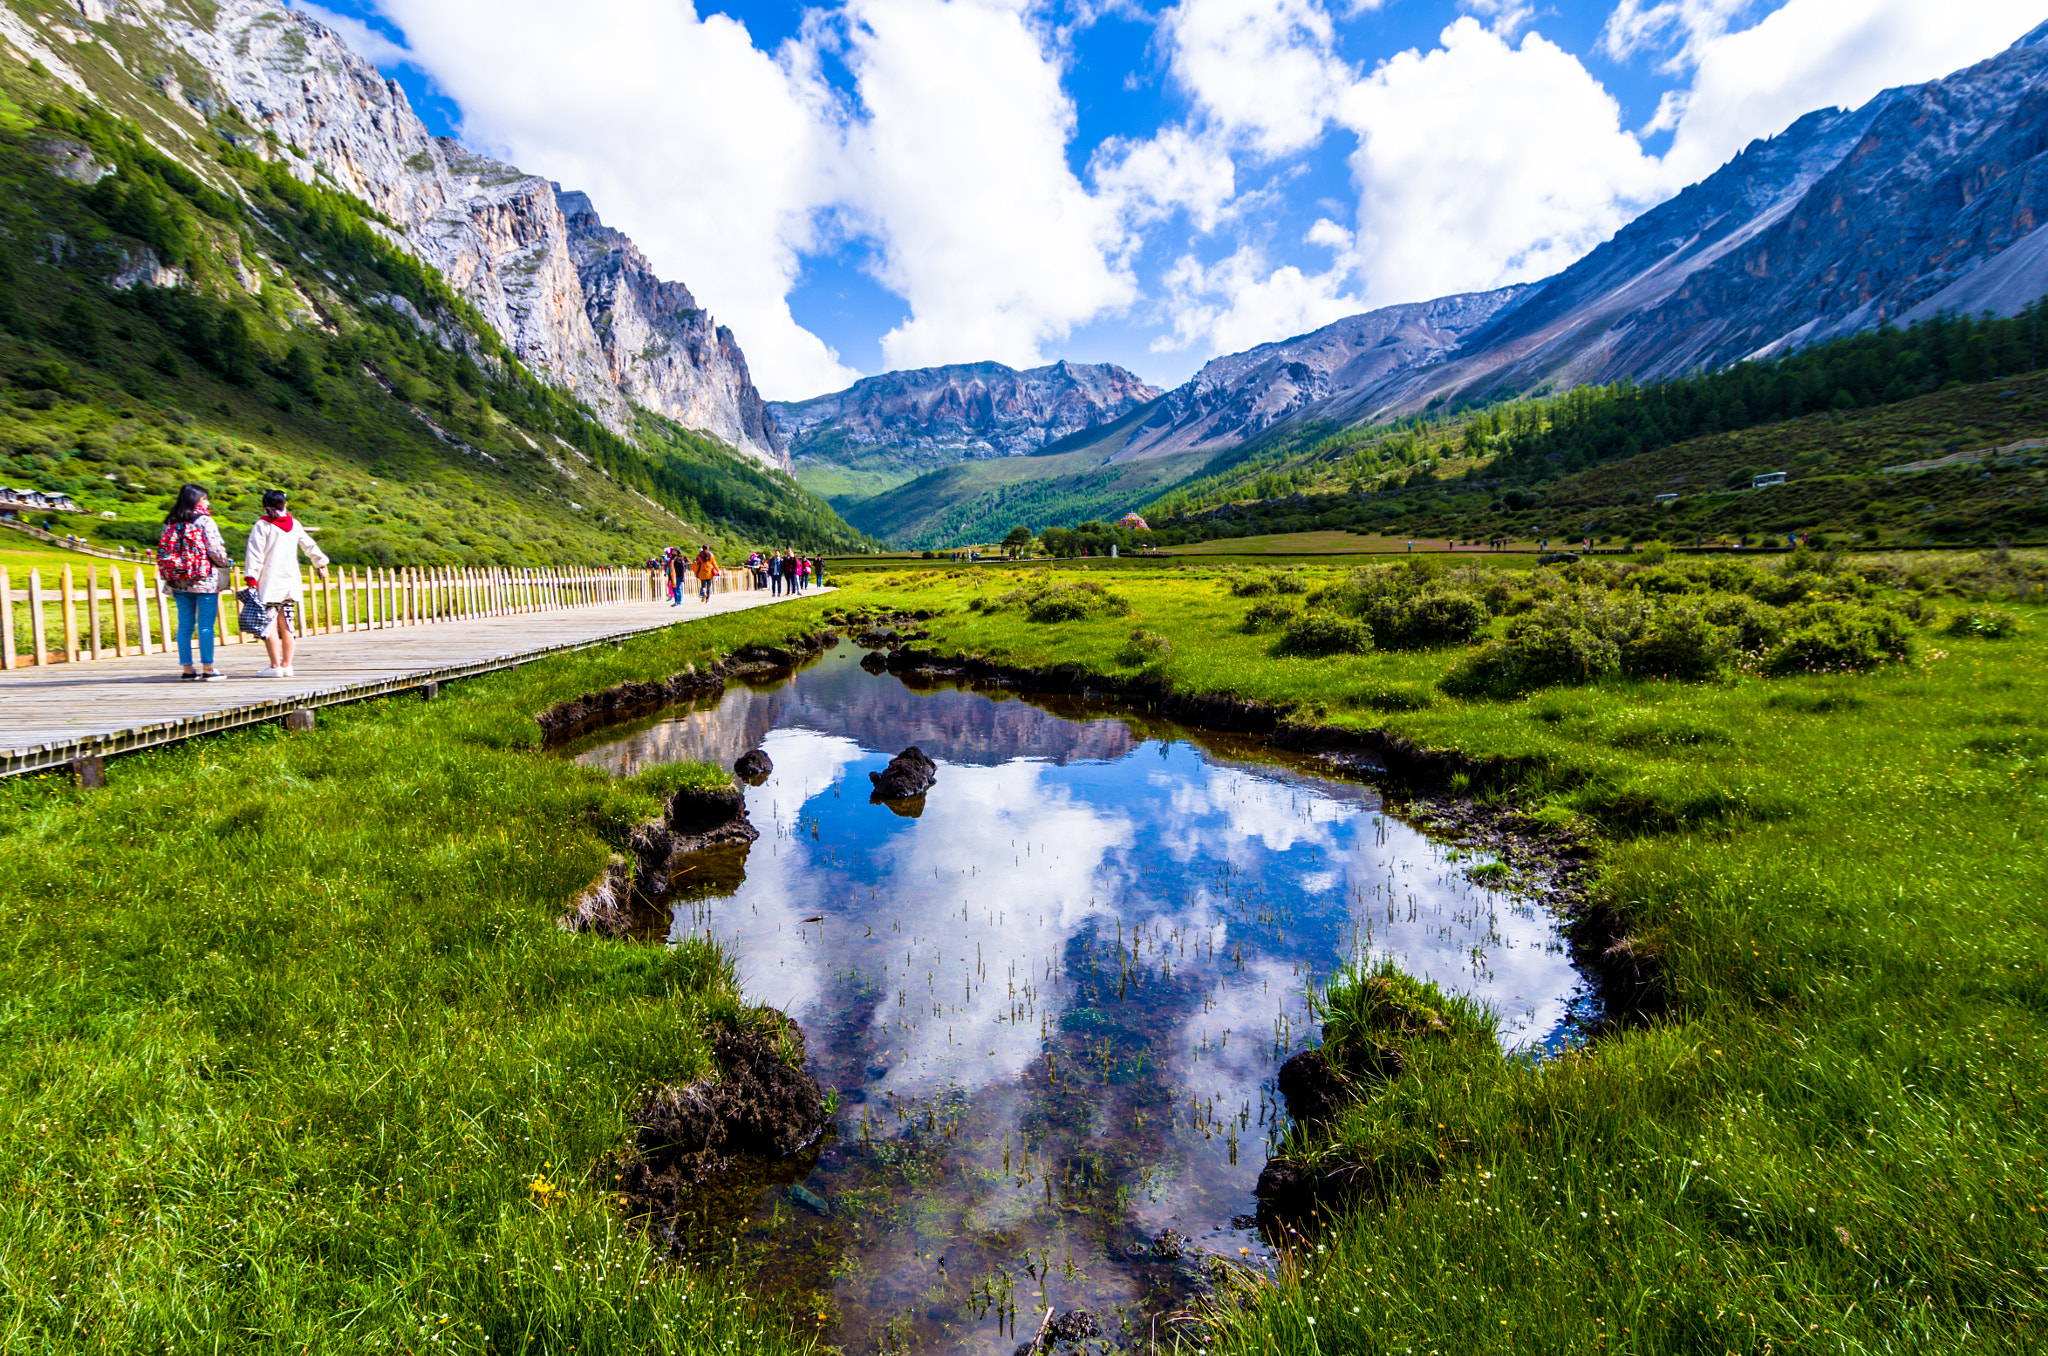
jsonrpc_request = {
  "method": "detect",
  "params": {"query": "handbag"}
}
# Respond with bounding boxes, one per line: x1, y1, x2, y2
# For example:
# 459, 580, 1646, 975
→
237, 587, 272, 638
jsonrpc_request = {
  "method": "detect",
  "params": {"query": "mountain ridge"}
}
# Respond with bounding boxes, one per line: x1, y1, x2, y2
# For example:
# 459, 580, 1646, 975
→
0, 0, 790, 470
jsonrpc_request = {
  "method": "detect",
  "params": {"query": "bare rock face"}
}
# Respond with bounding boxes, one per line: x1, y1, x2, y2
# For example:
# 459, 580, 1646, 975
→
1113, 288, 1529, 463
150, 0, 785, 467
559, 191, 785, 464
869, 746, 937, 801
775, 359, 1160, 469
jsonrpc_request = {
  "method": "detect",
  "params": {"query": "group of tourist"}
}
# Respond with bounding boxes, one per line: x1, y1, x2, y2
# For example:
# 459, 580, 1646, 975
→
157, 482, 327, 682
160, 483, 830, 684
654, 546, 823, 605
749, 549, 821, 597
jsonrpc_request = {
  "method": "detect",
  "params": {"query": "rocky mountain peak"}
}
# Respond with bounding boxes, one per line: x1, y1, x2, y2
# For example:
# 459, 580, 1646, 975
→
774, 359, 1162, 460
122, 0, 786, 467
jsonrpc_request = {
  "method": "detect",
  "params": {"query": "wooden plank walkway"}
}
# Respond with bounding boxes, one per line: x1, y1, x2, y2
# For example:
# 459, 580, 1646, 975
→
0, 588, 827, 778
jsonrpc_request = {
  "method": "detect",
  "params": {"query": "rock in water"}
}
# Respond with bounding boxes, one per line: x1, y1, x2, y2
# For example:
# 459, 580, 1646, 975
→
870, 746, 937, 801
734, 749, 773, 782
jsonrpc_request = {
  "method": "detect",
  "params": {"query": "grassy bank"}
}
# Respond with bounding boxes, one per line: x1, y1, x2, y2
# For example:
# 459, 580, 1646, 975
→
0, 601, 840, 1353
826, 556, 2048, 1353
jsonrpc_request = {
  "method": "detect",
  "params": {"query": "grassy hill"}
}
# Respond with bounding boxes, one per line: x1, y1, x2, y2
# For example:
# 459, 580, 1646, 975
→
1137, 368, 2048, 550
834, 402, 1209, 548
0, 54, 871, 567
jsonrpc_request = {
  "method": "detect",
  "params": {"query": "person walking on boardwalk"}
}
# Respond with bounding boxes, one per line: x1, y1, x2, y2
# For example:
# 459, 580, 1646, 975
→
811, 555, 825, 589
159, 483, 232, 683
692, 544, 720, 602
663, 546, 687, 606
244, 489, 328, 678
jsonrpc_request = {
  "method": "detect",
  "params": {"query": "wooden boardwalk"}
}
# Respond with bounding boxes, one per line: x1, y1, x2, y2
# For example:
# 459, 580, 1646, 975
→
0, 588, 825, 778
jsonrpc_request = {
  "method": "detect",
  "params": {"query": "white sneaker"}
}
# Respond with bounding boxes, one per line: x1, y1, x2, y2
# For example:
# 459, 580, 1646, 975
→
280, 666, 295, 677
256, 666, 285, 678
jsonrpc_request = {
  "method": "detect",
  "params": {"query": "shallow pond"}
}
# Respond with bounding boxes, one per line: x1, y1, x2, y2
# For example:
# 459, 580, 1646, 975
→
572, 644, 1587, 1352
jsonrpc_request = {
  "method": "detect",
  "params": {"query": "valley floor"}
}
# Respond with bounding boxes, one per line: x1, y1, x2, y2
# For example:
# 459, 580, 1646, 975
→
0, 552, 2040, 1354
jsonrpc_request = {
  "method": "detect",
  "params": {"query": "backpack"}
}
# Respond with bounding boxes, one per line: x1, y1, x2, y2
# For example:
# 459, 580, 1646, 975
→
158, 520, 212, 588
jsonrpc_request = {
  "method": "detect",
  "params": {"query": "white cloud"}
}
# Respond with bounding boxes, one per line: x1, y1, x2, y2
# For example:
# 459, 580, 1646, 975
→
1656, 0, 2048, 183
1091, 125, 1238, 232
1164, 0, 1354, 156
836, 0, 1137, 372
1597, 0, 1751, 67
1152, 244, 1362, 354
289, 1, 411, 67
371, 0, 858, 400
1461, 0, 1537, 38
1335, 17, 1666, 306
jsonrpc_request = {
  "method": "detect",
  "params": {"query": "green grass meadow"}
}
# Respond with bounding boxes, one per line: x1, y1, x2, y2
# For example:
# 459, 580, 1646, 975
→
0, 602, 842, 1354
2, 553, 2044, 1354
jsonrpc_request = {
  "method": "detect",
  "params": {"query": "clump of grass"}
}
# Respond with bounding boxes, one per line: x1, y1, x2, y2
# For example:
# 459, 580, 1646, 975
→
1944, 605, 2024, 639
1241, 597, 1298, 633
984, 578, 1130, 623
1276, 610, 1374, 656
1116, 627, 1172, 665
1353, 683, 1436, 713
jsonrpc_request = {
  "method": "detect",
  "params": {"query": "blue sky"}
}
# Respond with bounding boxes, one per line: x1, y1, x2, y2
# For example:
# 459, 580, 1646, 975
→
294, 0, 2042, 399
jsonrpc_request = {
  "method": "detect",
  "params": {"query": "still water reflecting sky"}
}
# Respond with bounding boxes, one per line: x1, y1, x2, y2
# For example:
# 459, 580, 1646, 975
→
573, 646, 1584, 1353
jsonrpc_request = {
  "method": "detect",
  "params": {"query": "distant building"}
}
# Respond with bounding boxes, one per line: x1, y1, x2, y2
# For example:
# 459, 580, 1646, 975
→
1654, 492, 1679, 504
1752, 471, 1787, 489
1117, 512, 1149, 531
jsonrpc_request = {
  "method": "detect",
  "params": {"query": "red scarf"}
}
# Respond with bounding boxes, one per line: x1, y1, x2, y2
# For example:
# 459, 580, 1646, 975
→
265, 509, 295, 533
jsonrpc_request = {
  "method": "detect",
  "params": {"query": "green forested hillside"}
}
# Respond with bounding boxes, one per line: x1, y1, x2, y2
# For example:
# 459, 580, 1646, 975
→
1136, 311, 2048, 549
0, 62, 871, 565
835, 402, 1205, 548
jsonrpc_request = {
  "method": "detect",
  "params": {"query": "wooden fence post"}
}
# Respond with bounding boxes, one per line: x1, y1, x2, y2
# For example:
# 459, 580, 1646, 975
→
61, 566, 79, 663
88, 564, 101, 660
135, 567, 155, 656
26, 569, 47, 667
152, 567, 172, 655
110, 565, 127, 658
0, 566, 14, 671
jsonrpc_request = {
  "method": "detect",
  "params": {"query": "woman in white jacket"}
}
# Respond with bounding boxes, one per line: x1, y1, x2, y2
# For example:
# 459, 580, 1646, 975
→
244, 489, 328, 677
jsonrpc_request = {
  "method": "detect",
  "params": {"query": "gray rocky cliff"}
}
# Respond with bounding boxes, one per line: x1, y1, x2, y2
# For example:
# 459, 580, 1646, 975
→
774, 359, 1160, 462
558, 190, 785, 461
1114, 288, 1529, 462
121, 0, 785, 466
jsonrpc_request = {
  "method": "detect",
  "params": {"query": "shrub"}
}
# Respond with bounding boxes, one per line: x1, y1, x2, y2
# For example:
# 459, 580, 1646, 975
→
1620, 604, 1733, 679
1945, 607, 2024, 639
1242, 598, 1298, 633
1316, 565, 1489, 649
988, 579, 1131, 623
1763, 602, 1916, 675
1277, 611, 1374, 657
1270, 571, 1309, 596
1703, 594, 1783, 653
1636, 540, 1670, 565
1230, 575, 1274, 597
1442, 590, 1628, 695
1384, 588, 1491, 648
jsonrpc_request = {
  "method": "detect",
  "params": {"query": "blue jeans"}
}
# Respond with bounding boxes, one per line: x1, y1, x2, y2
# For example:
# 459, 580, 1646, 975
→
175, 590, 217, 667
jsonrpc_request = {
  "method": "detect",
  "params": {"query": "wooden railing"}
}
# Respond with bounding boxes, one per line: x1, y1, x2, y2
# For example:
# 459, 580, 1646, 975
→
0, 563, 660, 670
